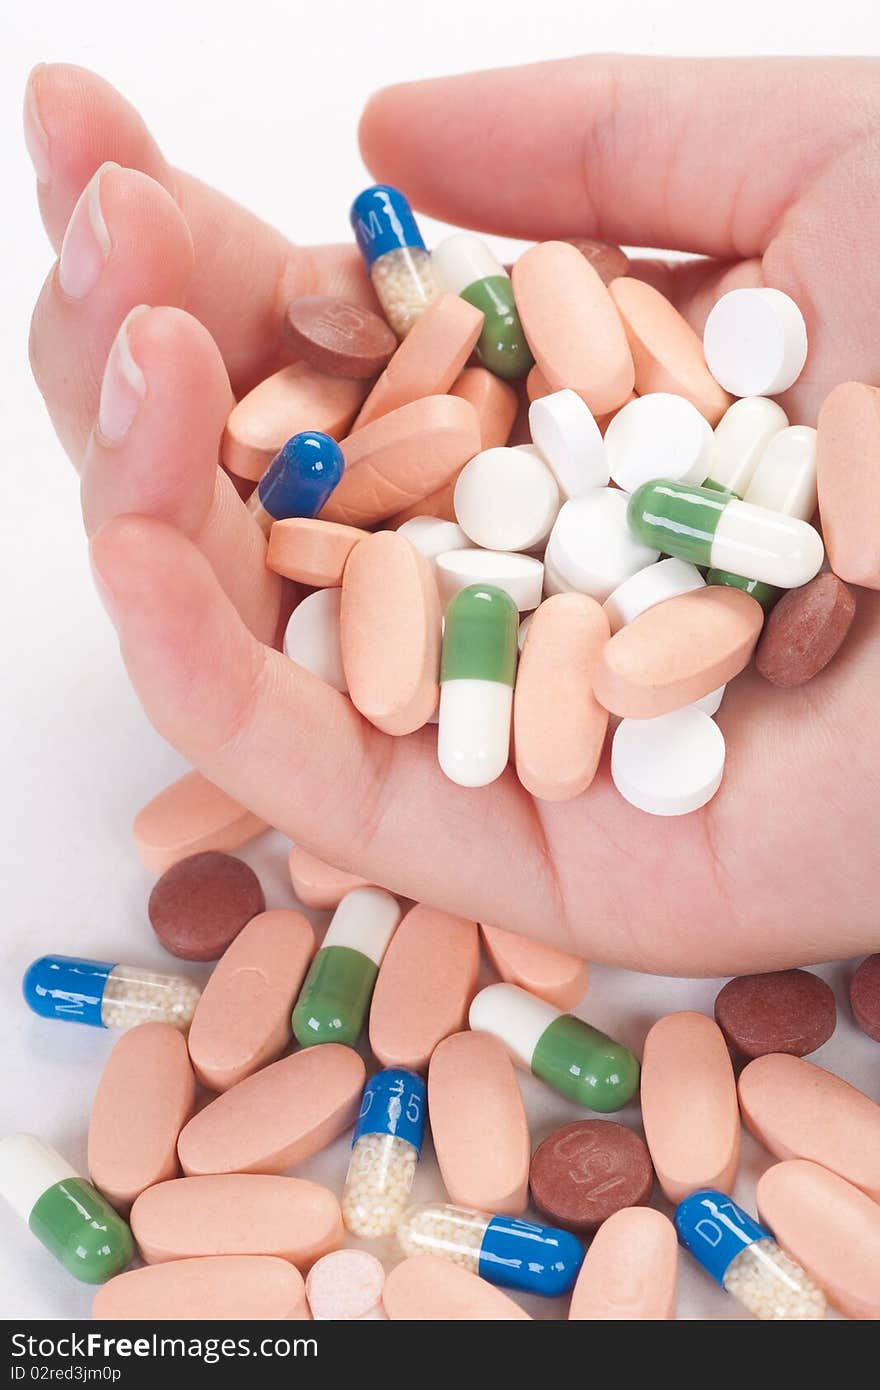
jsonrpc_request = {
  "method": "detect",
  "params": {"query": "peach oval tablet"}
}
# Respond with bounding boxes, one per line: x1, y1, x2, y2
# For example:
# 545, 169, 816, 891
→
383, 1255, 530, 1320
133, 771, 268, 874
222, 363, 368, 482
514, 592, 610, 800
353, 294, 483, 429
738, 1054, 880, 1201
756, 1160, 880, 1320
131, 1174, 342, 1269
187, 909, 314, 1092
479, 923, 589, 1011
526, 364, 552, 403
88, 1022, 195, 1214
369, 904, 480, 1071
428, 1030, 530, 1215
609, 277, 732, 424
512, 241, 634, 415
451, 366, 518, 451
340, 531, 441, 735
177, 1044, 365, 1176
266, 519, 368, 587
640, 1011, 740, 1203
93, 1255, 308, 1321
288, 845, 372, 908
593, 587, 763, 718
816, 380, 880, 589
320, 395, 481, 527
568, 1207, 678, 1320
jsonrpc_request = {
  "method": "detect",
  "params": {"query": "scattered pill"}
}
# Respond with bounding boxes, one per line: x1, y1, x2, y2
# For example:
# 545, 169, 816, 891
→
353, 293, 483, 429
675, 1188, 825, 1319
342, 1068, 426, 1238
703, 287, 808, 397
703, 395, 789, 496
395, 515, 470, 564
266, 517, 367, 586
131, 1173, 342, 1268
528, 388, 608, 499
187, 910, 315, 1092
292, 887, 401, 1048
691, 685, 726, 716
754, 573, 856, 688
432, 233, 533, 380
529, 1119, 653, 1235
438, 584, 518, 787
23, 955, 201, 1031
369, 904, 480, 1072
435, 549, 544, 611
133, 771, 268, 874
603, 557, 706, 635
306, 1249, 387, 1320
714, 969, 836, 1059
93, 1255, 308, 1321
641, 1012, 740, 1203
605, 392, 713, 492
382, 1253, 531, 1320
398, 1203, 582, 1297
454, 445, 559, 552
545, 490, 659, 602
222, 362, 367, 482
479, 923, 589, 1010
283, 587, 347, 692
0, 1134, 133, 1283
564, 238, 630, 284
177, 1043, 365, 1176
469, 983, 639, 1112
568, 1207, 678, 1320
246, 430, 344, 537
350, 184, 439, 338
450, 365, 518, 449
816, 380, 880, 589
850, 954, 880, 1042
743, 424, 817, 518
283, 295, 397, 378
147, 852, 265, 963
88, 1023, 195, 1213
526, 364, 552, 403
611, 707, 726, 816
288, 846, 372, 909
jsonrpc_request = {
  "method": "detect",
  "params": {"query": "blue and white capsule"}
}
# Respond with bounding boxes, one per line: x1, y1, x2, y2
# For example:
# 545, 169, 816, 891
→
342, 1068, 426, 1238
397, 1203, 583, 1297
350, 184, 439, 338
247, 430, 344, 537
23, 956, 201, 1031
675, 1189, 825, 1319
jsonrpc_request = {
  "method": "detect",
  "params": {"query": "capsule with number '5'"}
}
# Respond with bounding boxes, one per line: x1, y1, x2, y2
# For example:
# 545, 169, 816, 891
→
342, 1068, 426, 1238
439, 584, 518, 787
397, 1202, 583, 1297
292, 888, 401, 1047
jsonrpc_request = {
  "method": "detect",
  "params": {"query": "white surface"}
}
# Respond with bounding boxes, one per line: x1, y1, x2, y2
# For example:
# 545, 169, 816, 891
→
605, 393, 714, 492
545, 490, 659, 600
603, 557, 706, 634
453, 445, 559, 551
703, 288, 809, 396
469, 983, 557, 1068
431, 232, 504, 297
528, 389, 608, 498
435, 548, 544, 609
282, 587, 347, 691
712, 498, 824, 587
395, 515, 469, 563
744, 425, 818, 519
3, 0, 878, 1324
323, 888, 401, 964
706, 396, 789, 494
611, 708, 727, 817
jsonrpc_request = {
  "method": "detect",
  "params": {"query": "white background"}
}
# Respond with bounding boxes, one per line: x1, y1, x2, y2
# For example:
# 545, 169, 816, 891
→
1, 0, 878, 1323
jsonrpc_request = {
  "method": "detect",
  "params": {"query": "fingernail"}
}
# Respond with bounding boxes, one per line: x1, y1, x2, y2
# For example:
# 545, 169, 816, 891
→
24, 65, 52, 184
98, 305, 150, 445
58, 162, 117, 300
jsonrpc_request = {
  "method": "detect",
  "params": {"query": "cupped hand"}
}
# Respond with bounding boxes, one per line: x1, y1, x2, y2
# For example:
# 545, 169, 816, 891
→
26, 57, 880, 976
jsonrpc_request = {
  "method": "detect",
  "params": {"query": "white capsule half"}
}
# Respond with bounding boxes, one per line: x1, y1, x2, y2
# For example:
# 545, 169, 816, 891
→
468, 982, 557, 1069
0, 1134, 77, 1222
322, 887, 402, 964
710, 500, 824, 588
743, 425, 817, 521
705, 396, 789, 495
432, 232, 506, 296
437, 680, 513, 788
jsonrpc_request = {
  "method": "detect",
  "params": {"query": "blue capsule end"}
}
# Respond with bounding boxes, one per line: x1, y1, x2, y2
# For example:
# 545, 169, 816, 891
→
256, 431, 344, 521
674, 1189, 770, 1285
480, 1216, 584, 1297
353, 1068, 426, 1153
350, 185, 426, 266
23, 955, 116, 1028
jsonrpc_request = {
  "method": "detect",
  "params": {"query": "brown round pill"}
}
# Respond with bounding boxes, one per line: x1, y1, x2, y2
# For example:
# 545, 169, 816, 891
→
148, 852, 265, 962
563, 239, 630, 285
755, 572, 856, 688
529, 1120, 653, 1235
714, 969, 836, 1059
850, 954, 880, 1043
284, 296, 397, 379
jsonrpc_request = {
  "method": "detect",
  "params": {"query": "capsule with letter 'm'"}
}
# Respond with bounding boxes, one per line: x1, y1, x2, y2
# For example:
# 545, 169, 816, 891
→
23, 955, 201, 1030
0, 1134, 133, 1283
292, 888, 401, 1047
350, 185, 439, 338
674, 1189, 825, 1320
342, 1068, 426, 1238
439, 584, 518, 788
627, 479, 823, 589
397, 1202, 583, 1297
469, 983, 639, 1112
247, 431, 344, 537
432, 233, 533, 381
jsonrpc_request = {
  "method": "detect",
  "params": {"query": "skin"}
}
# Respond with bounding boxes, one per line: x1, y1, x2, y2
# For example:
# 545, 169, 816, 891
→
25, 58, 880, 975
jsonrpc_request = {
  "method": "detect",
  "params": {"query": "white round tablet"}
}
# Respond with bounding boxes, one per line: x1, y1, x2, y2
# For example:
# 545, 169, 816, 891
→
611, 708, 726, 816
704, 395, 788, 495
544, 489, 659, 602
435, 548, 545, 611
517, 611, 535, 652
604, 393, 714, 493
703, 287, 808, 397
542, 554, 578, 598
282, 588, 347, 692
454, 445, 560, 551
743, 425, 817, 521
396, 515, 471, 563
528, 388, 609, 498
691, 685, 726, 717
603, 557, 706, 633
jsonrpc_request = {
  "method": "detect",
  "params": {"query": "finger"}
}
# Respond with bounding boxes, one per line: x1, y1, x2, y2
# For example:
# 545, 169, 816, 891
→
359, 55, 876, 257
25, 63, 375, 393
29, 162, 193, 464
81, 307, 282, 646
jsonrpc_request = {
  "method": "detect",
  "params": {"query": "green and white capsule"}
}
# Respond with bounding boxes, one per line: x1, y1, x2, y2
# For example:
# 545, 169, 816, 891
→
628, 479, 823, 590
432, 234, 534, 381
438, 584, 518, 787
0, 1134, 133, 1283
469, 983, 640, 1112
292, 887, 401, 1048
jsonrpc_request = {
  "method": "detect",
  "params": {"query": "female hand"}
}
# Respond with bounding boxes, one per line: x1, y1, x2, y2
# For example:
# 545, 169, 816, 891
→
26, 57, 880, 975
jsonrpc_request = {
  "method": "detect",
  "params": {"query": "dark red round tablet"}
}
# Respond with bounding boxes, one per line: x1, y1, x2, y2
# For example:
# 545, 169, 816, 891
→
755, 572, 856, 688
148, 852, 265, 962
284, 296, 397, 378
850, 954, 880, 1042
714, 969, 836, 1059
529, 1120, 653, 1234
563, 239, 630, 285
